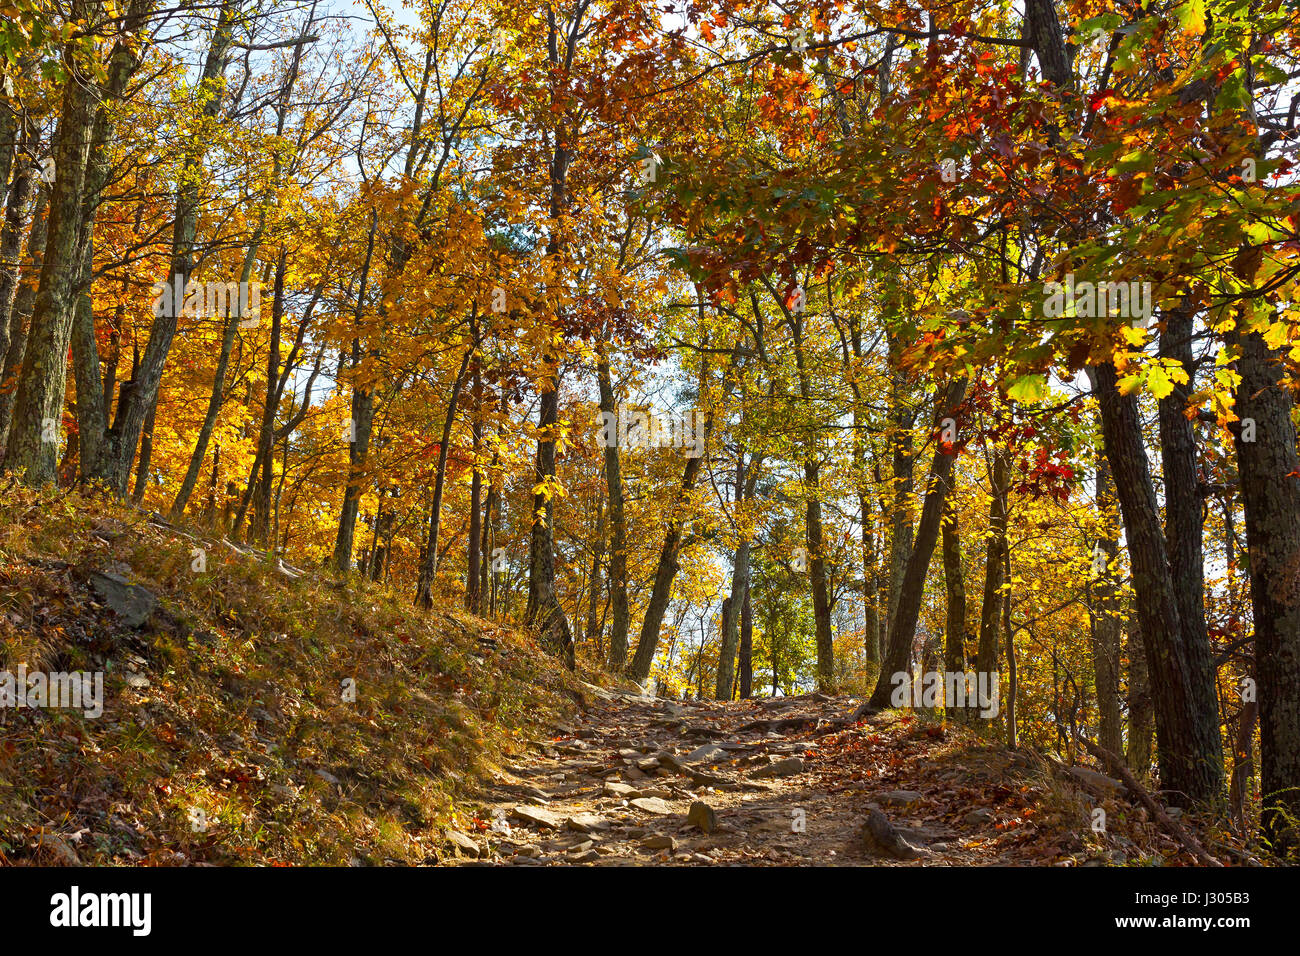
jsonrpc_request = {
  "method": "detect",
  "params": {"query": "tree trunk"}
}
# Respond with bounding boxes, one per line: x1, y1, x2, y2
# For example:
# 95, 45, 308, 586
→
416, 336, 473, 608
627, 340, 738, 682
739, 584, 753, 699
941, 495, 969, 721
466, 368, 483, 612
1091, 361, 1223, 805
861, 493, 880, 667
5, 38, 98, 483
1228, 321, 1300, 851
1127, 623, 1155, 775
583, 497, 604, 649
596, 351, 631, 671
716, 448, 755, 698
866, 377, 968, 709
526, 363, 574, 668
1089, 454, 1124, 755
975, 449, 1009, 678
332, 342, 374, 573
0, 190, 47, 458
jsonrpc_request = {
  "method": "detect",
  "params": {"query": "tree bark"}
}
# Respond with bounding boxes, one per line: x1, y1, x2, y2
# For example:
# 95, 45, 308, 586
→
1091, 361, 1223, 805
596, 350, 631, 670
1088, 454, 1124, 755
975, 449, 1009, 678
941, 495, 970, 721
5, 25, 99, 483
1228, 320, 1300, 850
865, 376, 968, 710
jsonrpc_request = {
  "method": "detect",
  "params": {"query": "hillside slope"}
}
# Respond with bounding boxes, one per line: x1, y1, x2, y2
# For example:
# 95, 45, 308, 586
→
0, 483, 581, 865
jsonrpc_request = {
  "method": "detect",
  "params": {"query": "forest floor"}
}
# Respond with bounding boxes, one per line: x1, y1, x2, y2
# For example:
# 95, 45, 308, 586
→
447, 686, 1261, 867
0, 484, 1264, 867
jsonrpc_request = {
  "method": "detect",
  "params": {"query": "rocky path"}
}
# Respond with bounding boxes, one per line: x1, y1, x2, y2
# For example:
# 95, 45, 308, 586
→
441, 685, 1093, 866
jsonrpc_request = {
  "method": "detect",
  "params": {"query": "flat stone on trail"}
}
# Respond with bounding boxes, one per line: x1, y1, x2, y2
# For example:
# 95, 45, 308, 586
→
566, 813, 610, 833
751, 756, 804, 778
877, 790, 924, 807
640, 834, 676, 851
511, 805, 564, 829
445, 830, 482, 858
686, 801, 717, 833
633, 786, 673, 799
603, 781, 637, 798
684, 744, 728, 764
629, 797, 674, 815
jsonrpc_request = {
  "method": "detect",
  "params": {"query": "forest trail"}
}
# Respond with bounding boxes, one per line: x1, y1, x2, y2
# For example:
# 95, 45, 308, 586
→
446, 687, 1114, 866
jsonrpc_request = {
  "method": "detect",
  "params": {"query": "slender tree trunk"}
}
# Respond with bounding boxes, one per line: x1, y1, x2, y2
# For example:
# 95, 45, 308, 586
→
976, 449, 1009, 678
416, 336, 473, 608
941, 495, 969, 721
739, 584, 753, 699
583, 498, 605, 649
861, 493, 880, 667
526, 362, 574, 667
0, 190, 47, 457
333, 343, 374, 573
0, 141, 36, 383
865, 377, 968, 710
716, 447, 754, 698
628, 339, 738, 683
596, 351, 631, 671
130, 399, 157, 503
805, 458, 835, 692
1089, 455, 1124, 754
466, 368, 482, 612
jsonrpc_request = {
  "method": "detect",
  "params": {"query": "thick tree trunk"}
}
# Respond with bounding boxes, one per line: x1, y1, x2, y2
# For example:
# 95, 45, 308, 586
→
1127, 624, 1155, 775
1091, 361, 1223, 805
1157, 302, 1222, 760
5, 41, 98, 483
1228, 323, 1300, 851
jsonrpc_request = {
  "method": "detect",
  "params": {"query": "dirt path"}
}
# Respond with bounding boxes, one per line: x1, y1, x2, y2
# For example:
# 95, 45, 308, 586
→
442, 686, 1098, 866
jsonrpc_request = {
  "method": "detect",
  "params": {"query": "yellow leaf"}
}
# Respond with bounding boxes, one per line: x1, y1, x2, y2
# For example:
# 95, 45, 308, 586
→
1148, 365, 1176, 400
